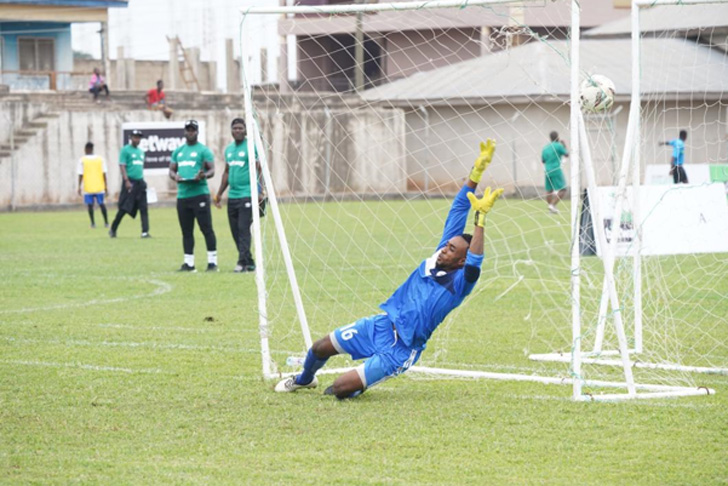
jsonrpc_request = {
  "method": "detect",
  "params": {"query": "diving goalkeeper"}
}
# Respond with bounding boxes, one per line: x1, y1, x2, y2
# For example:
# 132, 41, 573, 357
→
275, 141, 504, 399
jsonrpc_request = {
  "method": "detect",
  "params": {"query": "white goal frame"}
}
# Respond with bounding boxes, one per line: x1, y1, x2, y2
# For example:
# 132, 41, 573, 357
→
530, 0, 728, 400
239, 0, 718, 401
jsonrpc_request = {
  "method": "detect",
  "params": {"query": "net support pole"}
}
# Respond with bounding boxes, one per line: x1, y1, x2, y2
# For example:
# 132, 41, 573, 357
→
592, 106, 636, 353
579, 114, 624, 354
590, 114, 637, 391
569, 0, 582, 400
252, 124, 314, 351
240, 15, 315, 373
631, 0, 643, 353
240, 17, 274, 378
579, 112, 637, 396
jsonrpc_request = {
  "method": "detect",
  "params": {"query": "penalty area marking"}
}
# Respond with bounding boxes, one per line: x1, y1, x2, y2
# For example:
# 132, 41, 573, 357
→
0, 278, 172, 314
2, 335, 301, 356
0, 359, 167, 375
96, 323, 258, 335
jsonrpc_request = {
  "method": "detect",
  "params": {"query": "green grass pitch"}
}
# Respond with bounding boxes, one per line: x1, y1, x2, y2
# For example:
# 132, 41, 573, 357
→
1, 201, 727, 485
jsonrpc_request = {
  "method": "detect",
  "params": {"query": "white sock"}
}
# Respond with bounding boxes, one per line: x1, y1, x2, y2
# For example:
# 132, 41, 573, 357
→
207, 251, 218, 265
184, 254, 195, 267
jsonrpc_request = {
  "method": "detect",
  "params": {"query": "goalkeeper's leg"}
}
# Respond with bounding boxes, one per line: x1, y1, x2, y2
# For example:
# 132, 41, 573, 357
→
274, 335, 338, 392
298, 336, 338, 385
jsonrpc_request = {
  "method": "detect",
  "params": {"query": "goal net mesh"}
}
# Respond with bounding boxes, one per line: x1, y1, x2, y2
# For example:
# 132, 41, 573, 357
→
240, 0, 728, 397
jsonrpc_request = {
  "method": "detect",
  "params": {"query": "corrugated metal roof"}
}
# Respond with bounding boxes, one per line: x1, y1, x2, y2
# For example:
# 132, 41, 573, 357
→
362, 38, 728, 103
584, 4, 728, 37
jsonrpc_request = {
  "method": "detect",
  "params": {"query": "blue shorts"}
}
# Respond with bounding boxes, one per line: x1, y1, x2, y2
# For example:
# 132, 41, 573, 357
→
84, 193, 105, 205
330, 314, 421, 389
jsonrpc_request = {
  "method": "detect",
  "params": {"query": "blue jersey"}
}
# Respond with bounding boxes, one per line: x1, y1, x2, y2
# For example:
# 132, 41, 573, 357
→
668, 139, 685, 166
379, 185, 484, 351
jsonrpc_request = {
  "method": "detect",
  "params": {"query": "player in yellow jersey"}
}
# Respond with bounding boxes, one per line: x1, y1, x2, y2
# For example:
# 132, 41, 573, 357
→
77, 142, 109, 228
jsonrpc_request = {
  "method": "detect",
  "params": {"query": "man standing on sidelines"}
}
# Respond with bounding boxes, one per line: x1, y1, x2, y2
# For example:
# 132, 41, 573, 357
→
660, 130, 689, 184
109, 130, 150, 238
214, 118, 261, 273
169, 120, 218, 272
77, 142, 109, 229
541, 131, 569, 214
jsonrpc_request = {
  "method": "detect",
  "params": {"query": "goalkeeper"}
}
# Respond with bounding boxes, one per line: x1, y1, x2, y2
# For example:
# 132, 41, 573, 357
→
275, 141, 504, 399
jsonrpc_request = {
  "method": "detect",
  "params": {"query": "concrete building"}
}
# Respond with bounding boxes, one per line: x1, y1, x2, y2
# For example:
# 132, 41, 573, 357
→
278, 0, 629, 92
362, 37, 728, 194
0, 0, 128, 90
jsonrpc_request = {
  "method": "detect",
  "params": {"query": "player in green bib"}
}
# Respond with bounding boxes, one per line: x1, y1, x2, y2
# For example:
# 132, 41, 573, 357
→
541, 131, 569, 214
109, 130, 150, 238
169, 120, 218, 272
214, 118, 261, 273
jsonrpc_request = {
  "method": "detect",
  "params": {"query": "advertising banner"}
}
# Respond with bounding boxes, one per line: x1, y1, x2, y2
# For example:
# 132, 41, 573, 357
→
121, 121, 207, 174
581, 184, 728, 257
645, 163, 728, 192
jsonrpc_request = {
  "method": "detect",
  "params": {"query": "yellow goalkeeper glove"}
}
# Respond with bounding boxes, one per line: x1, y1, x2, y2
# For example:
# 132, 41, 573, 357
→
467, 187, 504, 227
469, 139, 496, 184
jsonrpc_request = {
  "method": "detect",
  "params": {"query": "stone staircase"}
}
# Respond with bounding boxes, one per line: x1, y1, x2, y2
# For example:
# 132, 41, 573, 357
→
0, 112, 60, 159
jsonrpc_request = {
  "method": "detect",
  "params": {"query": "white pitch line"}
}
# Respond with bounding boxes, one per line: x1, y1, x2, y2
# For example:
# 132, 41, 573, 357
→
0, 359, 166, 375
96, 323, 257, 334
2, 335, 301, 356
0, 278, 173, 314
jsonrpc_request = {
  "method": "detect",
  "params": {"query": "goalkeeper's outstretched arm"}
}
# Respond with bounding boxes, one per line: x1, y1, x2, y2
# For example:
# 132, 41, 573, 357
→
467, 139, 496, 190
466, 140, 501, 257
467, 187, 504, 257
437, 140, 497, 250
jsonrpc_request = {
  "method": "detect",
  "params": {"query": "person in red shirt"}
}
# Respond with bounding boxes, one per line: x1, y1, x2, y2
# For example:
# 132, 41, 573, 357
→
146, 80, 173, 119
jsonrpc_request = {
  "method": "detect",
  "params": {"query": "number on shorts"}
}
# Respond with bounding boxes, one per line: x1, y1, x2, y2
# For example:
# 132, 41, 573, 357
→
340, 322, 358, 341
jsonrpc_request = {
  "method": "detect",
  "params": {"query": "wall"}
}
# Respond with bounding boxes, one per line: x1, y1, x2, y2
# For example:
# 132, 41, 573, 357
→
0, 99, 407, 208
403, 100, 728, 194
2, 95, 725, 209
74, 58, 220, 92
384, 28, 481, 81
258, 105, 407, 196
0, 98, 49, 145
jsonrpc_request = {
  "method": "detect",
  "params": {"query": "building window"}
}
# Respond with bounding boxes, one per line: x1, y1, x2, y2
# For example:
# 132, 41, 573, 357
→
18, 38, 55, 71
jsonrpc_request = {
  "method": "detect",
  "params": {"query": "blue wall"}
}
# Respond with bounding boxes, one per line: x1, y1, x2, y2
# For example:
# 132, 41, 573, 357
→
0, 22, 72, 89
1, 21, 72, 71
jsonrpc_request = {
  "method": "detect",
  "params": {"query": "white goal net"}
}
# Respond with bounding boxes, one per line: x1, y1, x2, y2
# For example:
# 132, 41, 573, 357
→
239, 0, 728, 401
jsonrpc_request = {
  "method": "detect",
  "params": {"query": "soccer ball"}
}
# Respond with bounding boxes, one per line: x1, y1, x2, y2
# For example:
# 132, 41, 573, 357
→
579, 74, 616, 113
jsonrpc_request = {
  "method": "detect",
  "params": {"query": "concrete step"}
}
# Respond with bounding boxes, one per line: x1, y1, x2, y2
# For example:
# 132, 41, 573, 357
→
0, 151, 10, 158
26, 121, 49, 129
0, 137, 29, 150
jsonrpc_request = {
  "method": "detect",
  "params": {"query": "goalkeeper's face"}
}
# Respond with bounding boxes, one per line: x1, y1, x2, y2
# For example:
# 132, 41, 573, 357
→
436, 236, 469, 271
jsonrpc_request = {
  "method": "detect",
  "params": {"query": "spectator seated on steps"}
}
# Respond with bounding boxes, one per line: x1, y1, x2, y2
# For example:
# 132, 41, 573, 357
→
89, 67, 110, 103
146, 80, 174, 119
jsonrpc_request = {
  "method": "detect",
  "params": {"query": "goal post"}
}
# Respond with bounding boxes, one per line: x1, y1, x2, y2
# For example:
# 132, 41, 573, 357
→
238, 0, 727, 400
532, 0, 728, 400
